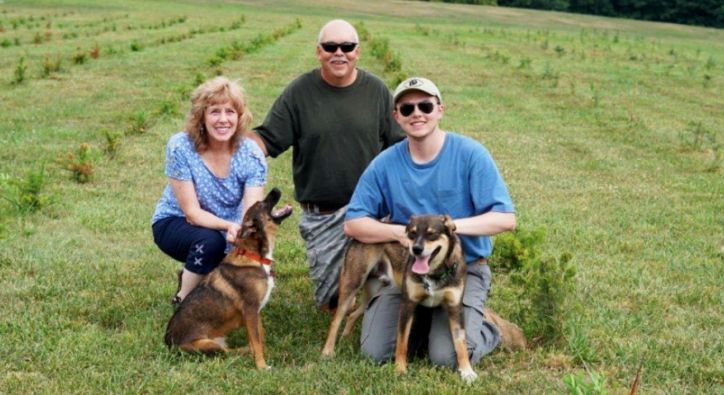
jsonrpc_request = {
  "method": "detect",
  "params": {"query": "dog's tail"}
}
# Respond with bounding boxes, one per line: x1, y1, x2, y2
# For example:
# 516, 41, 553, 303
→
164, 323, 176, 348
163, 270, 185, 348
164, 308, 183, 348
484, 308, 527, 351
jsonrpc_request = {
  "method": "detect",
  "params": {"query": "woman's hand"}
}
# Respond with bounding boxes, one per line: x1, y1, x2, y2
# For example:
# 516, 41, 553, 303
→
226, 223, 241, 243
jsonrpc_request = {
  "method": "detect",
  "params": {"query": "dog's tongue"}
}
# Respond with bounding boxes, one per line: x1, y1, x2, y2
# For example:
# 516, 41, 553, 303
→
412, 256, 430, 274
273, 204, 292, 217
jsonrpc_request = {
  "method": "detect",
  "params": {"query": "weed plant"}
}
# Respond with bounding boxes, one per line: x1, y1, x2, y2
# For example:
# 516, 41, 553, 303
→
564, 370, 609, 395
0, 164, 49, 215
72, 48, 87, 64
89, 44, 100, 59
491, 227, 545, 271
367, 36, 405, 86
518, 56, 532, 69
12, 56, 26, 84
204, 18, 300, 69
41, 56, 62, 77
678, 121, 722, 171
679, 121, 716, 151
511, 252, 576, 346
102, 129, 121, 158
492, 227, 576, 346
128, 110, 152, 135
59, 143, 94, 183
156, 98, 179, 116
354, 21, 370, 41
415, 23, 431, 36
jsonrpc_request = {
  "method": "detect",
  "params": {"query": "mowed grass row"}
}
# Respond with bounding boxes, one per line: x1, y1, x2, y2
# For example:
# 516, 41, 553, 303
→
0, 0, 722, 393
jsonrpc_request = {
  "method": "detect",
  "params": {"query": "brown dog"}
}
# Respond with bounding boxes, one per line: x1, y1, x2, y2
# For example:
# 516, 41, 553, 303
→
164, 188, 292, 369
322, 215, 525, 383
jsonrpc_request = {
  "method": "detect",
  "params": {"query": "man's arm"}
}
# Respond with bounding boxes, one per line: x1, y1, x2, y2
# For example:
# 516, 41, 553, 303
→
246, 132, 269, 156
344, 217, 409, 247
454, 211, 516, 236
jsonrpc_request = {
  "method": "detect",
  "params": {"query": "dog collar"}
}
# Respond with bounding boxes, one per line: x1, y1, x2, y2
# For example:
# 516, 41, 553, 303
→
429, 262, 458, 283
237, 249, 273, 266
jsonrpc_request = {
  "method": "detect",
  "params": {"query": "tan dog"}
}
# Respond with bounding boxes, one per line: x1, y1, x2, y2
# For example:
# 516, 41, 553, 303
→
322, 215, 526, 383
164, 188, 292, 369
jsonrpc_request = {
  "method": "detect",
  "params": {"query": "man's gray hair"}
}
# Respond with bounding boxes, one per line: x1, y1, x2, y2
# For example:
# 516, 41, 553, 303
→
317, 19, 359, 43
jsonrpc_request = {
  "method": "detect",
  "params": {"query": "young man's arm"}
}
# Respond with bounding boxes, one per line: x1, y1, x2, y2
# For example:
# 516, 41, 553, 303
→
454, 211, 516, 236
344, 217, 409, 247
346, 211, 515, 245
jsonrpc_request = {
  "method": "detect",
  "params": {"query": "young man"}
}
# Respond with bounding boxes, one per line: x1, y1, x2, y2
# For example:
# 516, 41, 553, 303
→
249, 20, 404, 311
344, 77, 516, 367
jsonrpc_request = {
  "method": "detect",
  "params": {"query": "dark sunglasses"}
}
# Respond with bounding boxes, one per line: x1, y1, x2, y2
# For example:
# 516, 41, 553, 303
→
398, 101, 436, 117
319, 42, 358, 53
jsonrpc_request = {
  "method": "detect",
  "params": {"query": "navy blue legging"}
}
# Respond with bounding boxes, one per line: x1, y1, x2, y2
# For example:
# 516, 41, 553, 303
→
152, 216, 227, 275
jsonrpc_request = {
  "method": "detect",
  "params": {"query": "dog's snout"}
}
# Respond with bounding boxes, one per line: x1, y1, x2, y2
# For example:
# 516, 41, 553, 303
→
412, 244, 424, 255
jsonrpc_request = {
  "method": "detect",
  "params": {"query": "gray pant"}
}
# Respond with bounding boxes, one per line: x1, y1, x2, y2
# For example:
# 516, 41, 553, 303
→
360, 262, 500, 368
298, 206, 350, 306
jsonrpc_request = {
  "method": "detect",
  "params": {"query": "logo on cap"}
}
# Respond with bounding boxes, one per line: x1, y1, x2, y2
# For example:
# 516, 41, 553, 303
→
408, 78, 419, 87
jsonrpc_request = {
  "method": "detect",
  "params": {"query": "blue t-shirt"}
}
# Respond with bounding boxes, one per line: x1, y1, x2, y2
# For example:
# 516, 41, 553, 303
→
346, 132, 514, 263
151, 132, 267, 228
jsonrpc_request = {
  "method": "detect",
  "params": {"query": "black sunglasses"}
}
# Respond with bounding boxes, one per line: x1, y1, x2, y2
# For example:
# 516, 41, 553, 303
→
398, 101, 436, 117
319, 42, 358, 53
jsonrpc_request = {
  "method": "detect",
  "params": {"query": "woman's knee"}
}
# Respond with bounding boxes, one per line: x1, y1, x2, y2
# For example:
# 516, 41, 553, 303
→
202, 231, 227, 254
185, 230, 226, 274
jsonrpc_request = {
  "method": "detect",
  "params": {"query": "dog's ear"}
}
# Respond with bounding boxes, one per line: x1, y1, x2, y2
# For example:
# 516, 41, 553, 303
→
442, 215, 456, 233
406, 216, 418, 234
240, 218, 256, 238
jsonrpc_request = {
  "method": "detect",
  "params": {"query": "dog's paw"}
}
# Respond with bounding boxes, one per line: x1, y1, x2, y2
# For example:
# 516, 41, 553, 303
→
459, 369, 478, 384
320, 349, 335, 359
233, 346, 250, 354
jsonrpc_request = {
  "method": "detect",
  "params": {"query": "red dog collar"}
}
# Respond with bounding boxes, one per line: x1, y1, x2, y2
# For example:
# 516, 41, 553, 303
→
237, 249, 273, 266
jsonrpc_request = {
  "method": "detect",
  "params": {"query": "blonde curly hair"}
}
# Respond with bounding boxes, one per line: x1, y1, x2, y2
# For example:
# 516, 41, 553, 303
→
184, 76, 253, 152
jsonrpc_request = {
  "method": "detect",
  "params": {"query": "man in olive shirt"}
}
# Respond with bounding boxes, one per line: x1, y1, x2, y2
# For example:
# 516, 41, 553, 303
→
250, 19, 404, 311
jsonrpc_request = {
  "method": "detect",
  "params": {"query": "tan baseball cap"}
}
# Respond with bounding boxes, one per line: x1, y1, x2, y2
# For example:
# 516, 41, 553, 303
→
393, 77, 442, 104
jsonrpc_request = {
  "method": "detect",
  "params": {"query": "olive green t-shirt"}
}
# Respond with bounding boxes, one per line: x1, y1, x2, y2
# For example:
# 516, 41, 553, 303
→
255, 68, 404, 208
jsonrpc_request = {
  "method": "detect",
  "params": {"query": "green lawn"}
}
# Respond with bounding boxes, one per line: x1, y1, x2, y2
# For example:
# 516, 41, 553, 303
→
0, 0, 721, 393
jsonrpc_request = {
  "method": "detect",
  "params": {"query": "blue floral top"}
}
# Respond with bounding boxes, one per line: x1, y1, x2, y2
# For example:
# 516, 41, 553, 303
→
151, 132, 267, 228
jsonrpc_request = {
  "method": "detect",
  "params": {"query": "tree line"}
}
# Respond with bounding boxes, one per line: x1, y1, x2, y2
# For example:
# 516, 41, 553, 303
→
432, 0, 724, 28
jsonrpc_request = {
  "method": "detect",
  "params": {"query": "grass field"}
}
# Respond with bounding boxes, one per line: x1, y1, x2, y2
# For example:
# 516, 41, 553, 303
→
0, 0, 722, 393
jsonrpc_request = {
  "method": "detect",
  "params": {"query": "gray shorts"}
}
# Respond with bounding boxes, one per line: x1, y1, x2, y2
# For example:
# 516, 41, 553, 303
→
298, 206, 350, 306
360, 261, 501, 368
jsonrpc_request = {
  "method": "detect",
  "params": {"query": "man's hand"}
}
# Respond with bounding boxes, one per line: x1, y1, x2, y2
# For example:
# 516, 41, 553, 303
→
392, 224, 410, 248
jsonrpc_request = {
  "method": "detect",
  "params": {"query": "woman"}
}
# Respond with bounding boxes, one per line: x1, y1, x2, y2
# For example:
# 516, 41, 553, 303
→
151, 76, 266, 306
